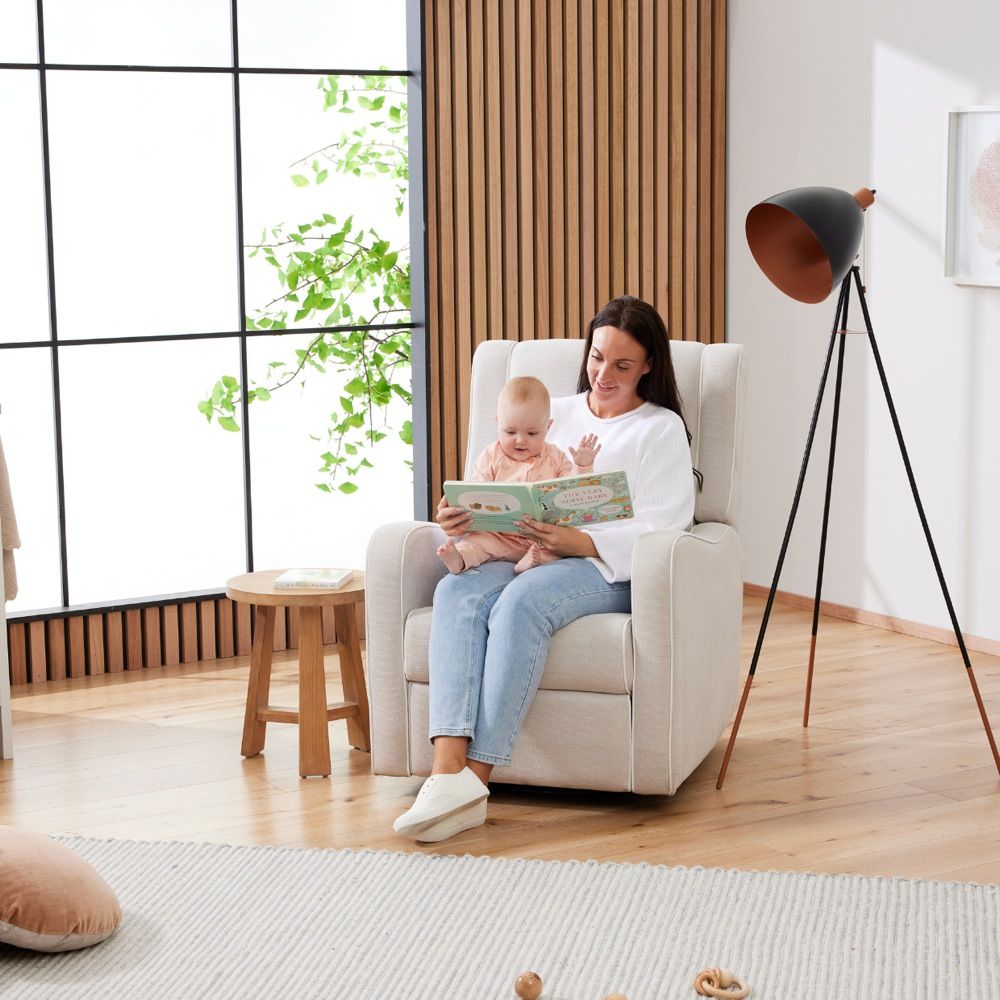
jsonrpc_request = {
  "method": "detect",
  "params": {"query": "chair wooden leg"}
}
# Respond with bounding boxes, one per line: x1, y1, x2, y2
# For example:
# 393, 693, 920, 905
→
298, 607, 331, 778
241, 606, 275, 758
335, 604, 370, 752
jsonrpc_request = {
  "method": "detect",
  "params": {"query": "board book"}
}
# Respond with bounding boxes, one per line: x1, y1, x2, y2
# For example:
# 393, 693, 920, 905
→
442, 469, 633, 534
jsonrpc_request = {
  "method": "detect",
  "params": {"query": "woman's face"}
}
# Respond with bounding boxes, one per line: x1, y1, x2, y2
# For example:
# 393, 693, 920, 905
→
586, 326, 651, 412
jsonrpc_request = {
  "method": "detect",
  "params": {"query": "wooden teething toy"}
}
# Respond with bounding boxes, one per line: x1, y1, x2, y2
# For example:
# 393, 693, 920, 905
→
693, 968, 750, 999
514, 971, 543, 1000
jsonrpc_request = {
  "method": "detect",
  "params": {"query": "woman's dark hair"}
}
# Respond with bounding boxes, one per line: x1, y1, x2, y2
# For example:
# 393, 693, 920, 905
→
576, 295, 702, 489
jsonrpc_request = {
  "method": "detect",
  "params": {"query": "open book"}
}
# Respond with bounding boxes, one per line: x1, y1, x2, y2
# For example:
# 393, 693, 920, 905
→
442, 469, 633, 534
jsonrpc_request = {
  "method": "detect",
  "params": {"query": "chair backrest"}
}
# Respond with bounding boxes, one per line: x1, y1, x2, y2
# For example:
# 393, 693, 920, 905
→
465, 338, 747, 530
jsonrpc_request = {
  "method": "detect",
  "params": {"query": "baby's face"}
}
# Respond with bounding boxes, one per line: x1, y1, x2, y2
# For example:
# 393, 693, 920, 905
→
497, 398, 551, 461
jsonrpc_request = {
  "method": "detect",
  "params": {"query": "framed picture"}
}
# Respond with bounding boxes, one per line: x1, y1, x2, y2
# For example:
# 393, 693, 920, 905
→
945, 107, 1000, 287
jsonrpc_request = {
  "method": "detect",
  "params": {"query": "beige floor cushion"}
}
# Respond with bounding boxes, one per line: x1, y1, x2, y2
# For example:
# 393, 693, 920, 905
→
0, 826, 121, 952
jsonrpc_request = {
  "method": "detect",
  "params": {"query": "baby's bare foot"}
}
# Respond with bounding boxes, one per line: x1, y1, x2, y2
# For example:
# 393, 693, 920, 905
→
514, 544, 543, 574
437, 542, 466, 574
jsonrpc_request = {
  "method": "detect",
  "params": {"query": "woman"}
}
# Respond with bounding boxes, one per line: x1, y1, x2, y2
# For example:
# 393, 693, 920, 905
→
393, 295, 697, 842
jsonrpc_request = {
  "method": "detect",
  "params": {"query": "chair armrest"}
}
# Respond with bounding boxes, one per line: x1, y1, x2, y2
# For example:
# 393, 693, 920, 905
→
630, 522, 743, 794
364, 520, 447, 775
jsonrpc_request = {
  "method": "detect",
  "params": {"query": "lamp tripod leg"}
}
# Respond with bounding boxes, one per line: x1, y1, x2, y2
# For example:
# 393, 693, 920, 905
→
804, 288, 851, 727
851, 267, 1000, 775
716, 276, 851, 790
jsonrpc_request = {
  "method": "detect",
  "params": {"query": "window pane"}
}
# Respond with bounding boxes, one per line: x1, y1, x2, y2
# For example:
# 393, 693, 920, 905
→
240, 73, 410, 332
60, 340, 246, 605
47, 72, 239, 340
238, 0, 406, 71
43, 0, 231, 67
0, 1, 37, 63
247, 333, 413, 571
0, 348, 62, 613
0, 71, 51, 345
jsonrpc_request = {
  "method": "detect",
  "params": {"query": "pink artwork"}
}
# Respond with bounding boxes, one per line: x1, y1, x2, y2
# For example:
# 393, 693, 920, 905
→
945, 109, 1000, 286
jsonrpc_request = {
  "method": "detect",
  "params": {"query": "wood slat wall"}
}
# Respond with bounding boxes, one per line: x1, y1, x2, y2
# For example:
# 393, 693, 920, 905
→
6, 599, 366, 687
424, 0, 727, 488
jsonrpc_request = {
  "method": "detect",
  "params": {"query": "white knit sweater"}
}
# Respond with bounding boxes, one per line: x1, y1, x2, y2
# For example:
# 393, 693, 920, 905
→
548, 392, 695, 583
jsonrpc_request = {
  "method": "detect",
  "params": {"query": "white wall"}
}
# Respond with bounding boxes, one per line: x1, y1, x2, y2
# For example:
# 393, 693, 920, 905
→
730, 0, 1000, 640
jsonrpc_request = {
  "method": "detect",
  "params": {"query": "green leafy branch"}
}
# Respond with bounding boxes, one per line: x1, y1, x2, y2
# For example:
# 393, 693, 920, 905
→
199, 73, 412, 494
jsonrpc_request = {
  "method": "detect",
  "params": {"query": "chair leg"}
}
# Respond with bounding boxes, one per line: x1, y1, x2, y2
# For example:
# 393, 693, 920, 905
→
298, 607, 331, 778
335, 604, 371, 752
241, 606, 275, 758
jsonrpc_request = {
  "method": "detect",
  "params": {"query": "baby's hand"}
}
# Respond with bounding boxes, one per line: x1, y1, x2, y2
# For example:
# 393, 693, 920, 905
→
569, 433, 601, 468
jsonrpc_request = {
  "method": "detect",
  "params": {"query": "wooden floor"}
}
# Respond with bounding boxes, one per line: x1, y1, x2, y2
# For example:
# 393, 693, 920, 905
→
2, 595, 999, 883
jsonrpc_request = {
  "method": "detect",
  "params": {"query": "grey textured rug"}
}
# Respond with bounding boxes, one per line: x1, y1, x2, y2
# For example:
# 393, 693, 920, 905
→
0, 838, 997, 999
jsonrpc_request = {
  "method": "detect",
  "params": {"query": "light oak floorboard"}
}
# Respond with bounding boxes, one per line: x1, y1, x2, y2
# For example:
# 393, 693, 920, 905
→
1, 597, 998, 882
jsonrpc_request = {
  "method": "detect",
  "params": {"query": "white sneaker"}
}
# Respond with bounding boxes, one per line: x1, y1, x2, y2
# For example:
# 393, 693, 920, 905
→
392, 767, 489, 836
414, 799, 488, 843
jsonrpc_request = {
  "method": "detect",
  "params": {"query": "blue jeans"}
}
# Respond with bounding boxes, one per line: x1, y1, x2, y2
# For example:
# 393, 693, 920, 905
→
427, 558, 632, 766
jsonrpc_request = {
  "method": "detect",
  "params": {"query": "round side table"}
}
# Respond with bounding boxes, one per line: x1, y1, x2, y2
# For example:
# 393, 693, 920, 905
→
226, 569, 369, 779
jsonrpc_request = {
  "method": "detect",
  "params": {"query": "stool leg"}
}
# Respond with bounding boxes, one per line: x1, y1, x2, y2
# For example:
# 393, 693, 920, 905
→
334, 603, 370, 752
298, 606, 331, 778
241, 605, 275, 757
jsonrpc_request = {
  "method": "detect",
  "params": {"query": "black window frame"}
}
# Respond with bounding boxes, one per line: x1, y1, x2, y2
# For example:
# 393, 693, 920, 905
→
0, 0, 430, 620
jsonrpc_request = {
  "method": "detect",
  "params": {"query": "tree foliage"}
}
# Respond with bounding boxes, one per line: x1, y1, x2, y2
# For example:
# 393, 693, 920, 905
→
199, 73, 412, 494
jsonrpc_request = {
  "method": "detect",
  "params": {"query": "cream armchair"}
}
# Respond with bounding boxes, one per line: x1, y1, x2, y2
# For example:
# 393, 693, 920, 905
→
365, 338, 746, 794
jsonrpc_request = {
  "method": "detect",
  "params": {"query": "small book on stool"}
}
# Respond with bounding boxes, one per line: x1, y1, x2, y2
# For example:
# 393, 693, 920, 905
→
274, 567, 353, 589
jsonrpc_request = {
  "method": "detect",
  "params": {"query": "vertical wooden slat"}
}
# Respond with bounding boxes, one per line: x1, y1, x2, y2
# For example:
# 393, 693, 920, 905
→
682, 0, 697, 342
532, 0, 550, 335
162, 604, 180, 666
28, 621, 46, 684
235, 601, 251, 657
625, 0, 641, 296
86, 613, 105, 675
105, 612, 124, 673
517, 0, 535, 341
579, 0, 595, 323
143, 606, 162, 669
697, 0, 712, 346
453, 0, 472, 465
564, 0, 581, 339
426, 0, 443, 497
46, 619, 66, 682
125, 609, 143, 670
322, 605, 336, 644
217, 598, 234, 658
549, 0, 566, 338
68, 616, 86, 679
8, 624, 26, 686
639, 0, 655, 305
485, 0, 503, 342
594, 0, 610, 307
180, 603, 198, 664
610, 0, 626, 296
198, 599, 216, 660
501, 1, 520, 340
469, 0, 488, 349
288, 606, 300, 649
272, 604, 287, 652
668, 0, 684, 337
357, 600, 366, 641
712, 0, 727, 344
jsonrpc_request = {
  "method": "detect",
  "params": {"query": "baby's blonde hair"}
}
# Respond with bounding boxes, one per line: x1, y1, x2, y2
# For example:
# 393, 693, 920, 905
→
498, 376, 550, 412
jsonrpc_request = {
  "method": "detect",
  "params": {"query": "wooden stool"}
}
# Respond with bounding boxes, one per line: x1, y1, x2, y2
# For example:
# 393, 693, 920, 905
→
226, 569, 370, 778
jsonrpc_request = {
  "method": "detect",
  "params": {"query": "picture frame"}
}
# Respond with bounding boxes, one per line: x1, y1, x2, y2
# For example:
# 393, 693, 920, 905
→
944, 107, 1000, 287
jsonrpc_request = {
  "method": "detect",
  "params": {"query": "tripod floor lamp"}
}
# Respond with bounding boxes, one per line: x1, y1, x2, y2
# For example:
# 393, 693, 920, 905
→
716, 185, 1000, 790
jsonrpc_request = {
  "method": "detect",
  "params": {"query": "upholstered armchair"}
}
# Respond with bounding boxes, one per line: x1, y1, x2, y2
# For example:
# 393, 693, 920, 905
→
365, 338, 746, 795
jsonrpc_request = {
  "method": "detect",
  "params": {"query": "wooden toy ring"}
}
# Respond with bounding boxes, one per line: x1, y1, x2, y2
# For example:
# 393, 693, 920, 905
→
693, 967, 750, 999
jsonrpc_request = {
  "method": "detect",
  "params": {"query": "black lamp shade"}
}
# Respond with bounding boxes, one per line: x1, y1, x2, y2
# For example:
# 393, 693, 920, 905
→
745, 186, 869, 304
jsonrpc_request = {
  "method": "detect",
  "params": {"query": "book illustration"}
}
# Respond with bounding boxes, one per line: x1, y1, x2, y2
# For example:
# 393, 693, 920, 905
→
443, 470, 633, 534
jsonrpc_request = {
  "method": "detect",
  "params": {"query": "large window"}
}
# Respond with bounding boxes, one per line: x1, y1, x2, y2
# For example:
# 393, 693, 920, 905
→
0, 1, 421, 615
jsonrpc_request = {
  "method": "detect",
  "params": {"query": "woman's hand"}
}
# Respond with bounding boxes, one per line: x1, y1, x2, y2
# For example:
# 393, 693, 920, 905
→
436, 494, 473, 537
514, 517, 599, 558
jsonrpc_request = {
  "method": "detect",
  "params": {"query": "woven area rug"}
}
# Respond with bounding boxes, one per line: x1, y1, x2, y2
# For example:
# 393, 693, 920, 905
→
1, 838, 997, 999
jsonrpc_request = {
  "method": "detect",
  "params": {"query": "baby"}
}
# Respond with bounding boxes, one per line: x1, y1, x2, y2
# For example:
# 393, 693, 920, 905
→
437, 376, 601, 575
